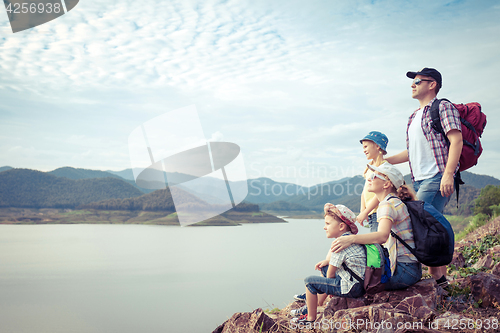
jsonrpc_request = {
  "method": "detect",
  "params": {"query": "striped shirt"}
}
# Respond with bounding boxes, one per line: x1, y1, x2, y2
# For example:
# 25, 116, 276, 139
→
406, 98, 462, 182
377, 195, 418, 274
329, 232, 366, 294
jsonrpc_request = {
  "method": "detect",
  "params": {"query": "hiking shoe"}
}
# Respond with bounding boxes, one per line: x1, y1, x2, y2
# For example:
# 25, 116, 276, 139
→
290, 314, 315, 326
290, 305, 307, 317
293, 293, 306, 302
436, 276, 449, 289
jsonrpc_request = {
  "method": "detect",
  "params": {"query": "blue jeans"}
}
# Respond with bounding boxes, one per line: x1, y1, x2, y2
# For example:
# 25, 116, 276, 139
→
384, 261, 422, 291
368, 213, 378, 233
304, 266, 364, 298
413, 173, 450, 214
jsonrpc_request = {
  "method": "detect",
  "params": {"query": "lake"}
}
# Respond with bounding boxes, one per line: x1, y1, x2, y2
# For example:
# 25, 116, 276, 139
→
0, 219, 369, 333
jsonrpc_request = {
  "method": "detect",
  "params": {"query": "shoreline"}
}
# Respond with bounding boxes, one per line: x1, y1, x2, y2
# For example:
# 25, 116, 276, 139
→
0, 207, 287, 226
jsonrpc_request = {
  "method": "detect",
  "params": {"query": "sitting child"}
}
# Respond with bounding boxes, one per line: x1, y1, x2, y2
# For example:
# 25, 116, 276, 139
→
290, 204, 366, 326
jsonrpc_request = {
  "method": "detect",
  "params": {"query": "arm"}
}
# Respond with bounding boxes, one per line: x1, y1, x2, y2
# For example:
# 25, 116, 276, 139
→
357, 196, 380, 225
385, 150, 409, 165
358, 188, 367, 225
331, 218, 392, 253
314, 249, 333, 270
440, 129, 463, 197
326, 264, 337, 278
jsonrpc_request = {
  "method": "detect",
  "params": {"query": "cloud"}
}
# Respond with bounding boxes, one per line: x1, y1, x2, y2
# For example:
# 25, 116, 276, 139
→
0, 0, 499, 183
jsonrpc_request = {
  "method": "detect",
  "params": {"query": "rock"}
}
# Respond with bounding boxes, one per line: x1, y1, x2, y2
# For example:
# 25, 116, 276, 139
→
473, 254, 494, 270
450, 251, 465, 268
332, 303, 415, 332
384, 279, 439, 309
430, 311, 470, 331
213, 308, 276, 333
466, 272, 500, 307
394, 294, 428, 315
491, 261, 500, 277
323, 295, 366, 316
487, 244, 500, 256
394, 294, 437, 324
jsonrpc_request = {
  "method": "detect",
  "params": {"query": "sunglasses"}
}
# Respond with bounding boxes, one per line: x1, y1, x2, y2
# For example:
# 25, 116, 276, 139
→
413, 78, 435, 85
369, 172, 388, 181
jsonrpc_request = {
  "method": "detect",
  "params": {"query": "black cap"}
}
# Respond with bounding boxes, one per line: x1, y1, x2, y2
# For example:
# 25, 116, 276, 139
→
406, 67, 442, 88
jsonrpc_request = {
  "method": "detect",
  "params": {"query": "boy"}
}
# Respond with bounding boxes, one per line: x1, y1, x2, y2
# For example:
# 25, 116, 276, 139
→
291, 203, 366, 326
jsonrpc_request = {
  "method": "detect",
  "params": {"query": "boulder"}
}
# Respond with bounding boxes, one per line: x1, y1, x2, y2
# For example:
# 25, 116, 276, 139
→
466, 272, 500, 307
450, 251, 465, 268
212, 308, 276, 333
491, 261, 500, 277
472, 254, 494, 270
487, 244, 500, 256
429, 312, 470, 331
323, 295, 366, 316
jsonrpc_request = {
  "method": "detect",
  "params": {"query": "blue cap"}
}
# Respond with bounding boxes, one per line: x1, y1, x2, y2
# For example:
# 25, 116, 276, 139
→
360, 131, 388, 154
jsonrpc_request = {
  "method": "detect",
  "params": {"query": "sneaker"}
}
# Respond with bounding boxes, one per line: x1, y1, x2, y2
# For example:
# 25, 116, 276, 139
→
290, 305, 307, 317
293, 293, 306, 302
436, 276, 449, 289
290, 314, 315, 326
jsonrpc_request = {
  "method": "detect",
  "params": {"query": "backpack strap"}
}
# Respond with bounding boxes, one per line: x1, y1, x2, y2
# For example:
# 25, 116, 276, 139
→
389, 230, 418, 258
341, 245, 366, 284
428, 98, 461, 207
342, 262, 363, 284
387, 196, 419, 258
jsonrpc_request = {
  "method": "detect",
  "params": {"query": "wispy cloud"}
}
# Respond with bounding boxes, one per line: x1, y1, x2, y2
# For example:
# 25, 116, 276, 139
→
0, 0, 499, 183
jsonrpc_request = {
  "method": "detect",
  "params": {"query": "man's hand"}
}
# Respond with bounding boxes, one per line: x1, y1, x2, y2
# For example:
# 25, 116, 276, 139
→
440, 173, 454, 197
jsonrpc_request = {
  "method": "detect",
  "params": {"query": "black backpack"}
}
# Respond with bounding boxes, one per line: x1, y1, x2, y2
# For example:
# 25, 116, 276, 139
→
389, 197, 455, 267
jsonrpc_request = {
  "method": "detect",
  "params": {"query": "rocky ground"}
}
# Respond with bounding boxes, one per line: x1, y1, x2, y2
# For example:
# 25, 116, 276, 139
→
213, 217, 500, 333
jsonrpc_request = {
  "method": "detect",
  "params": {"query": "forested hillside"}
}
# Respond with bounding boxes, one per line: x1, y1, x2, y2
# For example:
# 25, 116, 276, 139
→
0, 169, 143, 208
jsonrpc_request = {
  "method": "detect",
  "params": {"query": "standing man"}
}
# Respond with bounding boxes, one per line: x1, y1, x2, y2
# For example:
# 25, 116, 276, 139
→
386, 67, 463, 289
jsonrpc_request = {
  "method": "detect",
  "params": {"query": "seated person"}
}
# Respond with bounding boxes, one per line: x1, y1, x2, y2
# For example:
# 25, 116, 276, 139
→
291, 203, 366, 326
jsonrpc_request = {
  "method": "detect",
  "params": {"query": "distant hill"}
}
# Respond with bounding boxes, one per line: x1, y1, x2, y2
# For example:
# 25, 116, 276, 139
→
81, 188, 177, 211
0, 166, 13, 173
443, 184, 481, 216
48, 167, 124, 180
246, 176, 365, 212
252, 172, 500, 215
244, 177, 308, 204
461, 171, 500, 189
48, 167, 156, 194
106, 169, 136, 180
0, 169, 144, 209
81, 187, 261, 215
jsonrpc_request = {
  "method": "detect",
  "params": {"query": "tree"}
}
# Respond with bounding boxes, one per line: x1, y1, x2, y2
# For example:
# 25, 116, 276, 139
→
473, 185, 500, 216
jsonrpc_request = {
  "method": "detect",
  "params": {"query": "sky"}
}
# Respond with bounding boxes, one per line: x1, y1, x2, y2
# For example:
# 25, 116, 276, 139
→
1, 0, 500, 187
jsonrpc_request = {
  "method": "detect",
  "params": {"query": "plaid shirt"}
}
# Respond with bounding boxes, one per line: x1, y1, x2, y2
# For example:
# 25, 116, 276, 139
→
377, 195, 418, 274
329, 232, 366, 294
406, 98, 462, 182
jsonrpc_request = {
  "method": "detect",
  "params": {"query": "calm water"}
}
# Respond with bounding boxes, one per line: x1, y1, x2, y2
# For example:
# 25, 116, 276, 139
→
0, 219, 369, 333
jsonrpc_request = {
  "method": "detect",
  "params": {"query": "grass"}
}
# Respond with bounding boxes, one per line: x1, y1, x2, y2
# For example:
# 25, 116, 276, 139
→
454, 214, 490, 241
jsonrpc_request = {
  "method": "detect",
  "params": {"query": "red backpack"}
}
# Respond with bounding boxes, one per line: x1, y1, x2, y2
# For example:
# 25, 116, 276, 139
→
430, 98, 487, 171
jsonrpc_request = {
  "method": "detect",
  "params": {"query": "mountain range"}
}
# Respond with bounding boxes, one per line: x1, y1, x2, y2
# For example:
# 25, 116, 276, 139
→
1, 166, 499, 215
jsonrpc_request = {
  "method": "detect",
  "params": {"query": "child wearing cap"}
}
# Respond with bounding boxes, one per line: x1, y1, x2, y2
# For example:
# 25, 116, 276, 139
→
358, 131, 389, 232
330, 163, 422, 291
290, 204, 366, 326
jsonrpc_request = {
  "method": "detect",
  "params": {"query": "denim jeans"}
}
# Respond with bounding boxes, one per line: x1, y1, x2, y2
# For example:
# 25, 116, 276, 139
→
384, 261, 422, 291
413, 173, 450, 214
304, 266, 364, 298
368, 213, 378, 233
